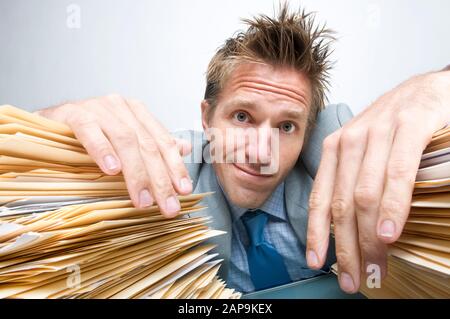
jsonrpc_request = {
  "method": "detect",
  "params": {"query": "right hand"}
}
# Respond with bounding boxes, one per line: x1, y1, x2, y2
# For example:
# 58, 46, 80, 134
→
36, 94, 193, 217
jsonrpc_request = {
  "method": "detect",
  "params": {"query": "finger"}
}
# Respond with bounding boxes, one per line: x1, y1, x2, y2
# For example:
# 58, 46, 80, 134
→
85, 102, 157, 209
354, 123, 394, 280
34, 104, 72, 123
331, 127, 367, 293
377, 115, 434, 243
98, 97, 181, 216
307, 131, 340, 270
140, 142, 182, 218
64, 106, 122, 175
127, 99, 193, 195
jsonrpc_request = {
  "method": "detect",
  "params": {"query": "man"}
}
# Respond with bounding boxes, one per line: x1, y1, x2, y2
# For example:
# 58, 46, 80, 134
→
36, 6, 450, 294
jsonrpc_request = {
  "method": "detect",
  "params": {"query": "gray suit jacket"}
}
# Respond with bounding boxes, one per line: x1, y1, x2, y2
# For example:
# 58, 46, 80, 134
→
173, 103, 353, 281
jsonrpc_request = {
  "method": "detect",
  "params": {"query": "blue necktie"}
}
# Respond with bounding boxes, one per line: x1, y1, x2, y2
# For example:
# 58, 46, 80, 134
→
242, 209, 292, 290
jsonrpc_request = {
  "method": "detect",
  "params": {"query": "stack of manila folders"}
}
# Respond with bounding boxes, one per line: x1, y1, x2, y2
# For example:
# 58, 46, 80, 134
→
0, 105, 241, 299
332, 124, 450, 298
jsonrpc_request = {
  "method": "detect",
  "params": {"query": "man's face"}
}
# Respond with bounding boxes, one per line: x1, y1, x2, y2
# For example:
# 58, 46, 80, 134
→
201, 62, 311, 208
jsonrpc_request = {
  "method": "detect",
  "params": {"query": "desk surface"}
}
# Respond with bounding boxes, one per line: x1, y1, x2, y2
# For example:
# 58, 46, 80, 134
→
242, 274, 365, 299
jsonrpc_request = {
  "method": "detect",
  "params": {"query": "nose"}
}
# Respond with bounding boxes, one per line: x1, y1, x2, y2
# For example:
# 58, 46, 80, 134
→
246, 125, 272, 165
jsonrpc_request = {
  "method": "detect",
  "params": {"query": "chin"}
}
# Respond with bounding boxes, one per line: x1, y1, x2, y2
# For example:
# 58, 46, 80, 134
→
223, 183, 272, 208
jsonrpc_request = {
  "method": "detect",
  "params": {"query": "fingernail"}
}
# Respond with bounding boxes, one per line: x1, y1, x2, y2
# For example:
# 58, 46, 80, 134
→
379, 219, 395, 238
103, 155, 118, 171
139, 189, 153, 208
307, 250, 319, 268
180, 177, 192, 193
165, 196, 181, 216
340, 272, 355, 293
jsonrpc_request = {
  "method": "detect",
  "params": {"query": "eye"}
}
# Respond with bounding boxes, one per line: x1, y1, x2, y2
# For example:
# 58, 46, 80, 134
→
233, 111, 249, 123
280, 122, 295, 134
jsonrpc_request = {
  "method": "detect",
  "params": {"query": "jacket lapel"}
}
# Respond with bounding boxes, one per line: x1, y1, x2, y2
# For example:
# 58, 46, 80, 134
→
191, 162, 233, 280
284, 161, 313, 249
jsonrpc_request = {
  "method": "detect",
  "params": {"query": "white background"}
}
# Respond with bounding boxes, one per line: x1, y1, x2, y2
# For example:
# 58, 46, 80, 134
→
0, 0, 449, 131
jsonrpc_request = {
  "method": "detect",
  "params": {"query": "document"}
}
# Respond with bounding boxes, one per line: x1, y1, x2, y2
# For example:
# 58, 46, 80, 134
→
0, 105, 241, 299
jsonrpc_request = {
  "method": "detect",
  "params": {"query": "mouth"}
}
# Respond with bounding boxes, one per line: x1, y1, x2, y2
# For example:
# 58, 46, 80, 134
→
232, 163, 274, 178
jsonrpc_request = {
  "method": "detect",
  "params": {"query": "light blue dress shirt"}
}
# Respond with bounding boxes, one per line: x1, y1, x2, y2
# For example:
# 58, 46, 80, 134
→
217, 177, 326, 293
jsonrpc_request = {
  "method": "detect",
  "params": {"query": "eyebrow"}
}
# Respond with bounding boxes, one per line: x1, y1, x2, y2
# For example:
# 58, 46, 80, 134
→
223, 99, 257, 112
224, 99, 306, 121
283, 109, 305, 120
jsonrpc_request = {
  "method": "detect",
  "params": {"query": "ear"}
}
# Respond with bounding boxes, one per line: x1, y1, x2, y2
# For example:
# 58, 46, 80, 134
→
201, 100, 212, 140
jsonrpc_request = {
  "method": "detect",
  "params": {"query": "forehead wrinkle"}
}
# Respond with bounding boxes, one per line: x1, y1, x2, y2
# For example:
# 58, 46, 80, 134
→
229, 77, 309, 109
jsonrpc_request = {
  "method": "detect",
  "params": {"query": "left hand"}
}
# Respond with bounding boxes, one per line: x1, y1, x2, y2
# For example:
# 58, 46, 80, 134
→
305, 69, 450, 293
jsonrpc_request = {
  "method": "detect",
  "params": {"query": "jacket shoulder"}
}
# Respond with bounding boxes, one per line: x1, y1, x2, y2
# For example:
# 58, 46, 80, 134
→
300, 103, 353, 178
171, 130, 207, 188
